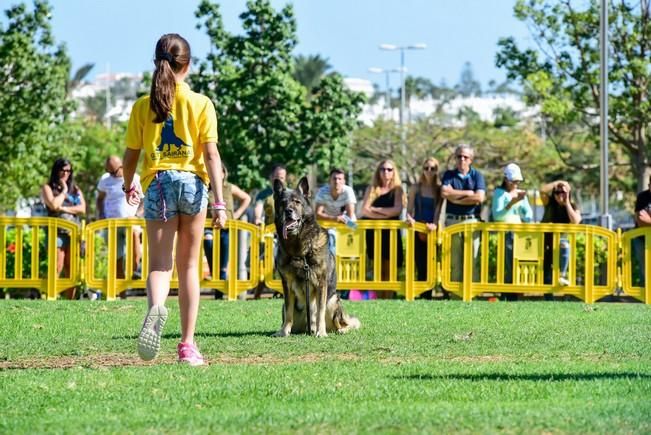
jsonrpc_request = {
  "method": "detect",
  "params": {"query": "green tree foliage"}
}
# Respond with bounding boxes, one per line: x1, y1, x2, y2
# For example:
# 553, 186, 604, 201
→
192, 0, 363, 189
496, 0, 651, 192
353, 114, 561, 190
0, 0, 72, 211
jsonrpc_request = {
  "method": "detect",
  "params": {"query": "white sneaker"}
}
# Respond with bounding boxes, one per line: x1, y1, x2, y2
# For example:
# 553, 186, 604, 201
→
137, 305, 168, 361
558, 277, 570, 287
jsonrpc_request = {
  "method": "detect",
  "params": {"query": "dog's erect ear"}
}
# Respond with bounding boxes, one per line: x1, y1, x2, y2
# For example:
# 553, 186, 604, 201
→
273, 178, 285, 198
296, 176, 310, 199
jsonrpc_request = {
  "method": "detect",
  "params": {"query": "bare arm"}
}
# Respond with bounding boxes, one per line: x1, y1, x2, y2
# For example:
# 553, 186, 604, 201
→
315, 203, 339, 221
60, 189, 86, 216
254, 200, 264, 225
540, 180, 568, 206
380, 187, 404, 218
202, 142, 227, 228
361, 187, 385, 219
405, 187, 417, 225
344, 202, 357, 221
441, 184, 484, 205
636, 209, 651, 227
96, 191, 106, 219
41, 184, 66, 211
230, 184, 251, 220
566, 203, 582, 224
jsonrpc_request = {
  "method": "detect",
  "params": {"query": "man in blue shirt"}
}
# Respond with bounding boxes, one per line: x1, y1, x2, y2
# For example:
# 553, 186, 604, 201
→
441, 144, 486, 283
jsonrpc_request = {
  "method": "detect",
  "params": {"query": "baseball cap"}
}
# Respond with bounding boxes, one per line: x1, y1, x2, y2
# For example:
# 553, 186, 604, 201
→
504, 163, 524, 182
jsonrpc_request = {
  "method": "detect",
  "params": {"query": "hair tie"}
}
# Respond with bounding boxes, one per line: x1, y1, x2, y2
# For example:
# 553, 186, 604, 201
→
158, 52, 174, 63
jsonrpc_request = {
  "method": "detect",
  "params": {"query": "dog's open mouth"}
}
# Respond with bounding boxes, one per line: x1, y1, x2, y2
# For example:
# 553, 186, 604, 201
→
282, 219, 301, 239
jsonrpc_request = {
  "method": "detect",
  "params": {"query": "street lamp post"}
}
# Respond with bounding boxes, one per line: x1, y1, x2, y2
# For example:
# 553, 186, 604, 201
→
379, 43, 426, 180
368, 67, 405, 118
599, 0, 612, 229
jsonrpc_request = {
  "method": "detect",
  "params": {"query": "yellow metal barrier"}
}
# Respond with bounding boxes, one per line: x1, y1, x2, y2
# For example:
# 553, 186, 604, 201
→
261, 220, 437, 301
440, 222, 617, 302
85, 218, 259, 301
0, 216, 644, 304
0, 217, 81, 299
620, 227, 651, 303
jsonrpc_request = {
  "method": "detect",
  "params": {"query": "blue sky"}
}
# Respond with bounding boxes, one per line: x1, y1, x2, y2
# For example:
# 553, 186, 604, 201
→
42, 0, 532, 89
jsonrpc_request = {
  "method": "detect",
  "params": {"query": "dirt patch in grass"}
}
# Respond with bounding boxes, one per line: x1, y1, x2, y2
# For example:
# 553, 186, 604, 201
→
0, 352, 364, 370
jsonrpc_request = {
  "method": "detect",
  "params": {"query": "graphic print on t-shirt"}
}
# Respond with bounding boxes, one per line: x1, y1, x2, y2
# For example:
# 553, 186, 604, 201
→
155, 115, 192, 159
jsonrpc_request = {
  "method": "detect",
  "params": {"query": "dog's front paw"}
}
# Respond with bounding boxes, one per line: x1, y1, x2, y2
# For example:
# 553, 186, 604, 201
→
315, 329, 328, 338
272, 329, 290, 337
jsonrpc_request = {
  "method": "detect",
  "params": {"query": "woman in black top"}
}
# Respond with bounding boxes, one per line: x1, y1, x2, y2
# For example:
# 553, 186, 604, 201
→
361, 159, 405, 298
540, 180, 581, 291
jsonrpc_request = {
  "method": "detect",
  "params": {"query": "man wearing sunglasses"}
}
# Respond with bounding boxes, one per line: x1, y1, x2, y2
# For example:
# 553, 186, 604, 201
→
441, 144, 486, 283
97, 156, 144, 288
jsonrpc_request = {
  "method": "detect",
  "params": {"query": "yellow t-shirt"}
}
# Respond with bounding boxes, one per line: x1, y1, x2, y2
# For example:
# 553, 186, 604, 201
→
125, 81, 218, 193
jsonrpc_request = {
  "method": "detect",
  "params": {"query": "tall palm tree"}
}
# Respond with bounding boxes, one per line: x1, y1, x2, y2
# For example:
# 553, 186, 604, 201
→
292, 54, 331, 93
66, 63, 95, 96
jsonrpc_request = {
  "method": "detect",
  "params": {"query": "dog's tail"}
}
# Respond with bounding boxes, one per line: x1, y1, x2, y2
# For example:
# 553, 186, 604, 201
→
332, 300, 361, 332
341, 314, 361, 331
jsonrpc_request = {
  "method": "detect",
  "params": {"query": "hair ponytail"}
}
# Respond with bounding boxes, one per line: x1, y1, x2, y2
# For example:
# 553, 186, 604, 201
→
149, 34, 191, 123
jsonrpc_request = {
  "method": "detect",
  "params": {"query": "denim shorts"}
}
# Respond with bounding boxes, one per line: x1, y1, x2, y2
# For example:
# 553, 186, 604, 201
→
144, 170, 208, 221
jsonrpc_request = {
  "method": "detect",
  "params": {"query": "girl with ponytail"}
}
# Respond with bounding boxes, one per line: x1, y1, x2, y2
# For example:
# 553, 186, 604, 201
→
122, 33, 227, 366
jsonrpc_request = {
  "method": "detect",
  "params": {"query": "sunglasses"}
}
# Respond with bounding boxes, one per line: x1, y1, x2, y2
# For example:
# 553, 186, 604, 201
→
109, 166, 122, 176
553, 190, 567, 195
379, 167, 394, 172
423, 166, 437, 171
59, 168, 72, 173
455, 155, 471, 160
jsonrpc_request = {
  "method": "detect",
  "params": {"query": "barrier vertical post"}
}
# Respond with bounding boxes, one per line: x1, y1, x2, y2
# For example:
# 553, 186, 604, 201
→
404, 226, 415, 301
228, 224, 238, 301
462, 225, 473, 301
46, 220, 58, 300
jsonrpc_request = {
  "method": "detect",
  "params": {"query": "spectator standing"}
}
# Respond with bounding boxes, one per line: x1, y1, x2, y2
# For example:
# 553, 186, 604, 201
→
41, 158, 86, 300
405, 157, 441, 299
361, 159, 405, 299
203, 163, 251, 299
122, 33, 227, 366
252, 163, 287, 299
633, 175, 651, 286
254, 164, 287, 227
315, 168, 358, 254
491, 163, 533, 300
540, 181, 581, 293
96, 155, 144, 286
441, 144, 486, 283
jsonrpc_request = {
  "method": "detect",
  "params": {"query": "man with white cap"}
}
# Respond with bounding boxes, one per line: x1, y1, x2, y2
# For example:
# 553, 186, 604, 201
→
491, 163, 533, 299
491, 163, 533, 224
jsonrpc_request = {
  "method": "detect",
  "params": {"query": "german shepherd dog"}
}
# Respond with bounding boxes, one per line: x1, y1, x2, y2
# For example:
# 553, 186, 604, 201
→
272, 177, 361, 337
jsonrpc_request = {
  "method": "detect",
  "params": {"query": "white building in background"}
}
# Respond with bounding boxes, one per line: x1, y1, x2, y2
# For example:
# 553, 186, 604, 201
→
343, 77, 537, 126
70, 72, 142, 122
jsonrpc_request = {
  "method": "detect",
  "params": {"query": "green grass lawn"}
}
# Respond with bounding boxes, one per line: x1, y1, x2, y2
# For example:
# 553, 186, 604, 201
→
0, 299, 650, 434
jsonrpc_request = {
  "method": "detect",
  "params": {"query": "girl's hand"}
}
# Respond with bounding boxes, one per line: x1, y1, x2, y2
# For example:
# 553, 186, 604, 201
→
125, 190, 140, 206
60, 182, 68, 194
426, 223, 437, 232
213, 209, 227, 229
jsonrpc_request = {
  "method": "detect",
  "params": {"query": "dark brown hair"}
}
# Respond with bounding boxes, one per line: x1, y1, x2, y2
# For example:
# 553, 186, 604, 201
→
150, 34, 191, 123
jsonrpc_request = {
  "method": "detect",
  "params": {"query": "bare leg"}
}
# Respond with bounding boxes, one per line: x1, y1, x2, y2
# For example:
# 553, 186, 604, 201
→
133, 230, 143, 272
145, 217, 178, 308
176, 210, 207, 344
